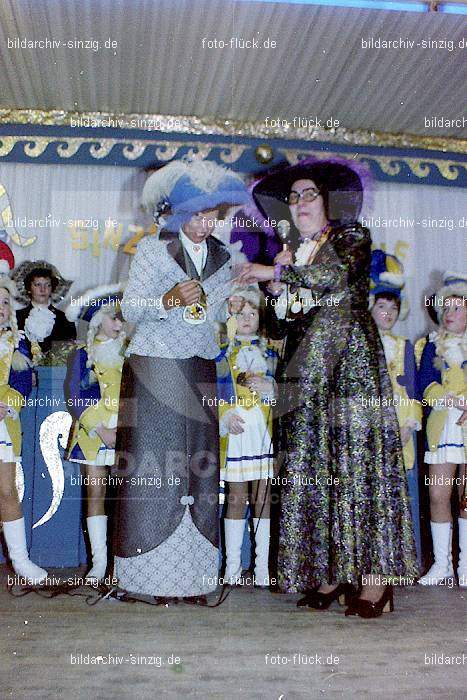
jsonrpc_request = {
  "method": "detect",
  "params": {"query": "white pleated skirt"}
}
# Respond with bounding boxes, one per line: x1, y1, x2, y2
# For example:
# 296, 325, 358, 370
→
221, 405, 273, 482
425, 407, 465, 464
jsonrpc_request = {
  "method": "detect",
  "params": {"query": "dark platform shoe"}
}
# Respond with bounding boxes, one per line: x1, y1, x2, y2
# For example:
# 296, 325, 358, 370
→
344, 586, 394, 618
297, 583, 356, 610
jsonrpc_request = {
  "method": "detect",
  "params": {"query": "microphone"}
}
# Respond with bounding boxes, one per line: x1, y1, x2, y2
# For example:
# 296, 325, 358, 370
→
276, 220, 290, 251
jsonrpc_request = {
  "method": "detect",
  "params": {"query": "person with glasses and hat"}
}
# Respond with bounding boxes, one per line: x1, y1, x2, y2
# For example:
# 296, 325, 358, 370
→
113, 159, 249, 604
238, 157, 418, 618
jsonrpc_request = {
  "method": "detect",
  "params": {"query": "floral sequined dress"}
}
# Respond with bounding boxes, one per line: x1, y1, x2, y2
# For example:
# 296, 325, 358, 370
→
275, 222, 418, 591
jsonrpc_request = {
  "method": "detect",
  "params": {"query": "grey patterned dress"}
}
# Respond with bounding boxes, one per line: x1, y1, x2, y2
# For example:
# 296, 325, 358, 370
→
114, 231, 232, 596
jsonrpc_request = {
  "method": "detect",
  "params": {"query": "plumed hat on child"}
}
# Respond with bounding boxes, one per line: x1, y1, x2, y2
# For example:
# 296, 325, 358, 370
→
229, 285, 262, 308
66, 283, 125, 327
142, 159, 250, 232
434, 271, 467, 321
369, 249, 409, 320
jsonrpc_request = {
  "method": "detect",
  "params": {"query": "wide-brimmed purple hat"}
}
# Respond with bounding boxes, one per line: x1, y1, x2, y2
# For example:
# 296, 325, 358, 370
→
252, 157, 364, 226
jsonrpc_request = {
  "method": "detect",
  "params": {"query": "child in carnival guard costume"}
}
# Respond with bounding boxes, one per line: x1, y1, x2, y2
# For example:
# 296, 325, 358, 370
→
0, 277, 45, 583
418, 272, 466, 588
369, 250, 422, 564
65, 284, 126, 582
216, 286, 278, 586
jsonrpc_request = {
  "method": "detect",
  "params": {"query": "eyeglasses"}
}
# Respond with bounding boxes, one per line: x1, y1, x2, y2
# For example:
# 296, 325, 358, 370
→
287, 187, 321, 205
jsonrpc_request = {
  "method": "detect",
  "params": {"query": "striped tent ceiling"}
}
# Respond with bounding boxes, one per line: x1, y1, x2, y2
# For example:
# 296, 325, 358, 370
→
0, 0, 465, 138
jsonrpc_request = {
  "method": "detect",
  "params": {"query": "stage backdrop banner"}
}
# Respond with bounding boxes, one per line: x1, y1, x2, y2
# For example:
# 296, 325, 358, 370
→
0, 161, 465, 341
0, 162, 149, 297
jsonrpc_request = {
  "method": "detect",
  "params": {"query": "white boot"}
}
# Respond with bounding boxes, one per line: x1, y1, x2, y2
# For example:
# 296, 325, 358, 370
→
419, 521, 454, 585
85, 515, 107, 582
253, 517, 270, 587
457, 518, 467, 589
223, 519, 245, 584
2, 518, 47, 584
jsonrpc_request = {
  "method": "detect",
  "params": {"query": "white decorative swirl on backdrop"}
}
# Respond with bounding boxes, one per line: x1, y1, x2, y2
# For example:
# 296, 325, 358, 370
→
33, 411, 72, 529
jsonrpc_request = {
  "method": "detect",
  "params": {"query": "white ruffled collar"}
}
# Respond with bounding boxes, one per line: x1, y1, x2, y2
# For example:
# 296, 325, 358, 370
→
379, 330, 398, 363
25, 305, 56, 342
93, 336, 125, 368
295, 238, 319, 267
434, 330, 467, 367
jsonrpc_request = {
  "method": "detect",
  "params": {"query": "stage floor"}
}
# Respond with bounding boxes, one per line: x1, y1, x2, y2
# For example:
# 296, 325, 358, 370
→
2, 565, 465, 699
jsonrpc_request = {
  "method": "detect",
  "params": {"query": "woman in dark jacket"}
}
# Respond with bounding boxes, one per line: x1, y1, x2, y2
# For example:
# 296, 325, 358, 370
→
14, 261, 75, 361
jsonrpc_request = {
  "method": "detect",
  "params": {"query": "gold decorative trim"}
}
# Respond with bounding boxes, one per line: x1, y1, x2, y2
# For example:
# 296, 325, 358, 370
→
0, 136, 464, 183
0, 108, 465, 154
0, 135, 250, 163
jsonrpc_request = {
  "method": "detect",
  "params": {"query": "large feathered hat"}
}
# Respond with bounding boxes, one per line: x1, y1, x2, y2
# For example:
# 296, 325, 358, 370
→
369, 249, 409, 320
434, 272, 467, 321
252, 157, 365, 228
142, 159, 250, 232
65, 283, 125, 327
11, 260, 72, 304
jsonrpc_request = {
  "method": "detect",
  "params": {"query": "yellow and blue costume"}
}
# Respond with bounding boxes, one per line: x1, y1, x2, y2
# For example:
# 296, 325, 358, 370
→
419, 332, 466, 464
216, 336, 277, 482
65, 338, 124, 466
0, 332, 32, 461
379, 332, 422, 470
64, 285, 125, 467
370, 249, 422, 562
